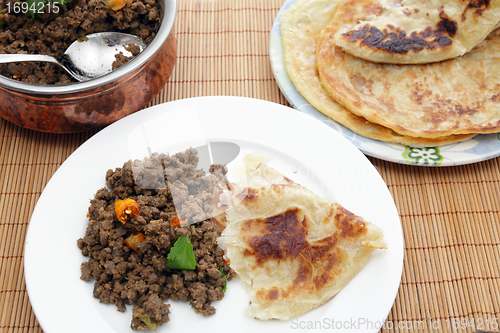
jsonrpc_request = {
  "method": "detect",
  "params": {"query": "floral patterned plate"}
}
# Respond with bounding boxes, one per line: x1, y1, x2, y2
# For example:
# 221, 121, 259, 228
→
270, 0, 500, 166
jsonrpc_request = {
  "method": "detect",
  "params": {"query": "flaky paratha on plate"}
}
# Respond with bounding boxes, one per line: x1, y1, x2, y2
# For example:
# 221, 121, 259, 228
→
317, 20, 500, 138
217, 163, 387, 320
331, 0, 500, 64
280, 0, 475, 146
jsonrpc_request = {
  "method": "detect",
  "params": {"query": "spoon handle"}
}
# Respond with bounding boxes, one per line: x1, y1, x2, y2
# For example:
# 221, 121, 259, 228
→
0, 54, 60, 65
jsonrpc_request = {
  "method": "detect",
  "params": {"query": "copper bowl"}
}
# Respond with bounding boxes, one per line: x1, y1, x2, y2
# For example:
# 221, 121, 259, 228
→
0, 0, 177, 133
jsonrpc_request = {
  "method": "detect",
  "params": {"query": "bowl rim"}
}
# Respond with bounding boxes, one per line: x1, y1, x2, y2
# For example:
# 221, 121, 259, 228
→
0, 0, 177, 95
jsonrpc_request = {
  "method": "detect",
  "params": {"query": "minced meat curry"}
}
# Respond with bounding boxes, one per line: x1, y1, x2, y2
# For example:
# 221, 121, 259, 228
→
0, 0, 161, 84
77, 149, 235, 331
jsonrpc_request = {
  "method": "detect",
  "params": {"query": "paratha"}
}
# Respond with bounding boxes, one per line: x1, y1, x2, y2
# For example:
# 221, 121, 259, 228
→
217, 163, 386, 320
317, 21, 500, 138
330, 0, 500, 64
281, 0, 475, 146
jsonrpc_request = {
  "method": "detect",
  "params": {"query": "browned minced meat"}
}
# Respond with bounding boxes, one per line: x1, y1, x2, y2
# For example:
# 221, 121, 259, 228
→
0, 0, 161, 84
77, 148, 235, 331
112, 43, 142, 70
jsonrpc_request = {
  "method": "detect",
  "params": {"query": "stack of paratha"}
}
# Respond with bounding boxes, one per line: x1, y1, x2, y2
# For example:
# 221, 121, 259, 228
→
281, 0, 500, 146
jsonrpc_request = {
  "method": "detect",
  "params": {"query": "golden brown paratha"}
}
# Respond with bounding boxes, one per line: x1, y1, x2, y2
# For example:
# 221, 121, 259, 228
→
317, 21, 500, 138
217, 163, 387, 320
281, 0, 475, 146
331, 0, 500, 64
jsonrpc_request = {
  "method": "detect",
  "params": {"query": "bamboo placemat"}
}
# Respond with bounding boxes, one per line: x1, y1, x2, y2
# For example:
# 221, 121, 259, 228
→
1, 1, 500, 332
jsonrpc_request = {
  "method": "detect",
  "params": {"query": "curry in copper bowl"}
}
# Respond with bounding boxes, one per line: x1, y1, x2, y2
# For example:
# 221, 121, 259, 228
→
0, 0, 177, 133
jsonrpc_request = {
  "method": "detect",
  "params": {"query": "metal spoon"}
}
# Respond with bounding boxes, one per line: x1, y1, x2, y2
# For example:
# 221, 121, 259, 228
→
0, 32, 146, 82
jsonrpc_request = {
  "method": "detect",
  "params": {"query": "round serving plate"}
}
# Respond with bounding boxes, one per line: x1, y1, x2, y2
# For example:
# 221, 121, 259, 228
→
24, 96, 403, 333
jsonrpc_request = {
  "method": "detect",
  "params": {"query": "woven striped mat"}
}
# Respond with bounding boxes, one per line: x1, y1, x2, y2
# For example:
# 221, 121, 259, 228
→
1, 1, 500, 332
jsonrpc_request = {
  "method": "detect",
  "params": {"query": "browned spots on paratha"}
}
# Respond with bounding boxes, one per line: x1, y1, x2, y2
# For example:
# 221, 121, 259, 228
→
293, 260, 313, 287
235, 187, 258, 203
217, 163, 388, 319
455, 105, 479, 116
257, 254, 340, 300
411, 87, 433, 104
313, 272, 331, 290
351, 74, 374, 93
462, 0, 491, 20
335, 205, 368, 239
436, 9, 458, 38
477, 120, 500, 130
342, 8, 458, 55
271, 183, 295, 196
242, 208, 315, 264
257, 287, 280, 300
242, 208, 349, 264
241, 206, 367, 300
323, 252, 340, 271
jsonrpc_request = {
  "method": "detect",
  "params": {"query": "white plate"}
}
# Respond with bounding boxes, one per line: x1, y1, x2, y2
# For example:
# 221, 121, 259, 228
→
270, 0, 500, 166
25, 96, 403, 333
